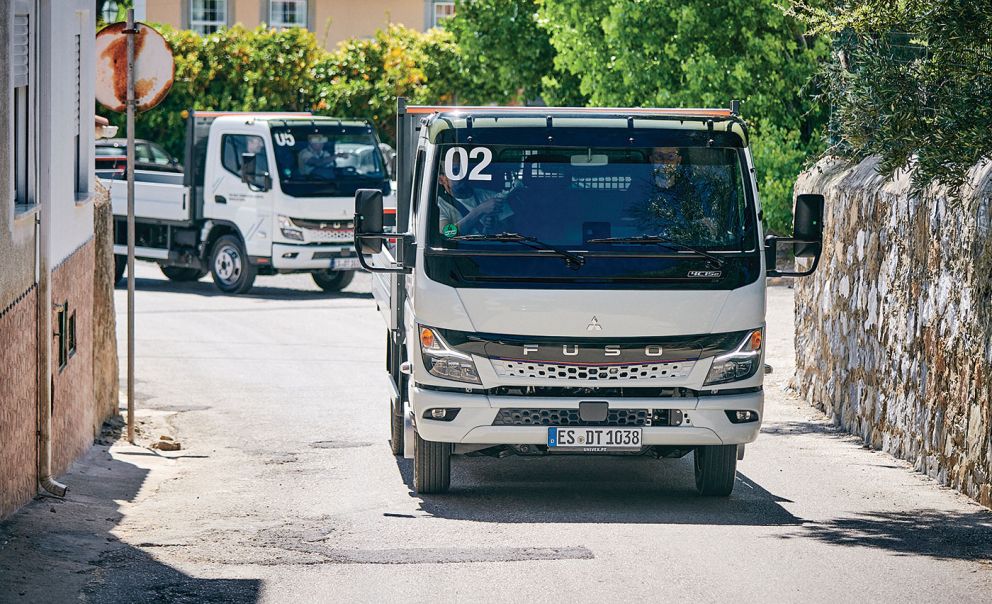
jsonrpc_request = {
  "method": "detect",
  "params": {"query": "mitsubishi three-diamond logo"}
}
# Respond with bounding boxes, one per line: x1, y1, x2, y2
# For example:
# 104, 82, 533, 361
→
587, 316, 603, 331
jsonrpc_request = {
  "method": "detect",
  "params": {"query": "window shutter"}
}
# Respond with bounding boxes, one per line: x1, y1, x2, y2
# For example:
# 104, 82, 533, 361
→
75, 34, 81, 135
12, 11, 30, 88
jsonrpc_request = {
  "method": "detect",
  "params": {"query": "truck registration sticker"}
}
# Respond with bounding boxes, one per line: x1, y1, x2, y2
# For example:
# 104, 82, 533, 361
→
548, 427, 642, 451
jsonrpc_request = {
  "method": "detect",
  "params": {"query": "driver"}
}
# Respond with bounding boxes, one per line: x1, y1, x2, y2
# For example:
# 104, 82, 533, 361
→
298, 133, 335, 178
437, 165, 516, 236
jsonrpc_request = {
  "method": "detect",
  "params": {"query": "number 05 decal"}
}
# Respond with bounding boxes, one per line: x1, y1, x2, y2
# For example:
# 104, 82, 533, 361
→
443, 147, 493, 181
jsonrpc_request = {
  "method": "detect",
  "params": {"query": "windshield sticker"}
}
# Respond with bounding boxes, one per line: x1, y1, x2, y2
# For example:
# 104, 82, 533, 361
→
273, 132, 296, 146
443, 147, 493, 181
442, 223, 459, 238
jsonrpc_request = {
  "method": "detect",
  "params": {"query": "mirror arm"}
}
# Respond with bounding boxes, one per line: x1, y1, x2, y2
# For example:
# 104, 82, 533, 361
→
355, 233, 414, 274
765, 236, 822, 278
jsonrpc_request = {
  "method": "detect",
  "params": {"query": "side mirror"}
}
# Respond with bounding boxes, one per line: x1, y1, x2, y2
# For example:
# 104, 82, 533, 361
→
240, 153, 271, 191
793, 193, 824, 258
765, 192, 825, 277
355, 188, 384, 255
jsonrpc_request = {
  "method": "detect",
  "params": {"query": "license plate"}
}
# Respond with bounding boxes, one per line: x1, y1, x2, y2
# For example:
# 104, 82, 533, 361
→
547, 427, 642, 451
331, 257, 362, 270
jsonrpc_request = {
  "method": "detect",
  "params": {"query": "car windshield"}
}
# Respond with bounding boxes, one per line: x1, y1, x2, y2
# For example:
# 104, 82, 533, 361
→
431, 145, 749, 249
269, 124, 389, 198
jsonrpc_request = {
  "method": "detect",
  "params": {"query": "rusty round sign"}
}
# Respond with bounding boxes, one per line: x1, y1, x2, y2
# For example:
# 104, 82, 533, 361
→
95, 22, 174, 113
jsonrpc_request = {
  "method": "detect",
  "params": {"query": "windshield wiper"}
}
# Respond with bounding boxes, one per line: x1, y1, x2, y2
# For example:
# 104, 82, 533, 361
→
586, 235, 726, 267
449, 232, 586, 269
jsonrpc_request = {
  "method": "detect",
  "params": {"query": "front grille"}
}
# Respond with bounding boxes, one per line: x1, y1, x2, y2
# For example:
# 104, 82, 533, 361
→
493, 408, 651, 427
491, 359, 694, 381
290, 218, 354, 242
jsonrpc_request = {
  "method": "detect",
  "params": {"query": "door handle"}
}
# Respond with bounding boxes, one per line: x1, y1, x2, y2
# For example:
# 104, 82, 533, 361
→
215, 195, 227, 204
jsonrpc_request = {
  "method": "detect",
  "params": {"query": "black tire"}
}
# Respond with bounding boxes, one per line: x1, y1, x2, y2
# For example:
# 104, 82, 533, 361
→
114, 255, 126, 286
694, 445, 738, 496
413, 430, 451, 494
312, 270, 355, 292
210, 235, 256, 294
161, 266, 207, 282
390, 399, 404, 456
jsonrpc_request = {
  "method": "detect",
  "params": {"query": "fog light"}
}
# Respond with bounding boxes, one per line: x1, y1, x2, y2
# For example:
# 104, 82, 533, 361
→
424, 408, 460, 422
726, 410, 759, 424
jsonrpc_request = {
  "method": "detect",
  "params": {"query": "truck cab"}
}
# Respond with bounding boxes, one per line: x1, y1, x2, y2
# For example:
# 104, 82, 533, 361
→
355, 100, 823, 496
106, 112, 393, 294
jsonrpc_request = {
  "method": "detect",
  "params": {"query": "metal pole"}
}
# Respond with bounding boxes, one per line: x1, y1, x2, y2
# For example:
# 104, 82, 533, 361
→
126, 9, 136, 444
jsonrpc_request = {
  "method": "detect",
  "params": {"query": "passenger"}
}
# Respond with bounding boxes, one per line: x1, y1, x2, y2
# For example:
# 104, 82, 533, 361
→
298, 133, 335, 178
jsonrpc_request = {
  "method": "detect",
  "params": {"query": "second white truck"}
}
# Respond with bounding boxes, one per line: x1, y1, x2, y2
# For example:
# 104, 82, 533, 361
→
102, 111, 393, 294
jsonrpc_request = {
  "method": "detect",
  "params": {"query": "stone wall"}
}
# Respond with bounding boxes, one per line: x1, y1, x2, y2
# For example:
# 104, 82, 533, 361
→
92, 183, 119, 432
794, 157, 992, 507
0, 287, 39, 519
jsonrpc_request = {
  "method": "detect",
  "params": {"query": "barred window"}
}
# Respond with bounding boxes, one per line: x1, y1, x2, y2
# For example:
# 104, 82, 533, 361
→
190, 0, 227, 35
270, 0, 307, 29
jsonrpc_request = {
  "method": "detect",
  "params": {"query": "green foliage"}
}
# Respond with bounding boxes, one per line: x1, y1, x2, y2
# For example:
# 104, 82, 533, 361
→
538, 0, 829, 234
314, 24, 463, 142
787, 1, 992, 190
99, 24, 461, 155
445, 0, 565, 105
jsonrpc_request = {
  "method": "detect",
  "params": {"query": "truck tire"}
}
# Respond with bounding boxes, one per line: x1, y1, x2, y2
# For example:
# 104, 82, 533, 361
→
312, 270, 355, 292
114, 256, 126, 286
390, 399, 404, 456
693, 445, 738, 496
413, 431, 451, 494
161, 266, 207, 282
210, 235, 256, 295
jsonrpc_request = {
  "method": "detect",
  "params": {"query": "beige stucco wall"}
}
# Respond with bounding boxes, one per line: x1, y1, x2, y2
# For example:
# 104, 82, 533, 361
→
145, 0, 426, 47
146, 0, 182, 28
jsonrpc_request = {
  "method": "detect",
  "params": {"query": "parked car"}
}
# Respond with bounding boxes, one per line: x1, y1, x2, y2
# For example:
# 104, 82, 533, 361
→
95, 138, 183, 173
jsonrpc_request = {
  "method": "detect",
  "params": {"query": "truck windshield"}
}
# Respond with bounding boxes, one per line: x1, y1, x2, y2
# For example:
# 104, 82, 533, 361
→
425, 143, 759, 288
269, 124, 389, 198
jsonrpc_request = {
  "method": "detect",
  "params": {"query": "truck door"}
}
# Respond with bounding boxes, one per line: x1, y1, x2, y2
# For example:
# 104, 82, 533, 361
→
203, 129, 274, 258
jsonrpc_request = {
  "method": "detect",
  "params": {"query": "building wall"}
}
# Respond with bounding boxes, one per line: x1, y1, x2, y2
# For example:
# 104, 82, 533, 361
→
794, 156, 992, 507
51, 239, 96, 476
0, 287, 39, 519
146, 0, 427, 48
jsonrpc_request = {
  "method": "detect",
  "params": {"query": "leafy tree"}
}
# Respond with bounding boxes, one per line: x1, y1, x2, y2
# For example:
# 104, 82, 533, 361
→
445, 0, 581, 105
539, 0, 829, 233
787, 1, 992, 190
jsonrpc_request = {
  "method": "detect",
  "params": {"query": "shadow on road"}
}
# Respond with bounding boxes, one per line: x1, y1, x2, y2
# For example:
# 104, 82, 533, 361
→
781, 509, 992, 562
0, 444, 260, 603
116, 277, 372, 301
393, 454, 802, 526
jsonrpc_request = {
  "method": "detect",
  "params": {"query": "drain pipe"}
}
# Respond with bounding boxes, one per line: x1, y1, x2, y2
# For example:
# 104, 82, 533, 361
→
36, 154, 67, 498
35, 7, 66, 496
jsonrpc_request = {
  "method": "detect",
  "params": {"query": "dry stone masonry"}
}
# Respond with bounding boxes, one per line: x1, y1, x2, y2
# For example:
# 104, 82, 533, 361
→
794, 157, 992, 507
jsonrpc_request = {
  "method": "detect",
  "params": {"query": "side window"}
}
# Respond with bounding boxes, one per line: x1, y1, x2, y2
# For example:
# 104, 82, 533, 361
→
135, 143, 153, 163
149, 144, 172, 165
221, 134, 268, 177
13, 0, 34, 210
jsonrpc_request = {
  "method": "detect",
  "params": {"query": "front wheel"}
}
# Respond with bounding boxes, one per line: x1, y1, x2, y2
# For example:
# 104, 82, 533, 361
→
161, 266, 207, 282
694, 445, 738, 496
210, 235, 256, 294
413, 431, 451, 494
312, 270, 355, 292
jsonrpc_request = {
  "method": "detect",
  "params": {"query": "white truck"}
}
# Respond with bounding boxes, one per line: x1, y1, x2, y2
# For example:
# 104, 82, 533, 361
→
102, 111, 393, 294
354, 100, 823, 495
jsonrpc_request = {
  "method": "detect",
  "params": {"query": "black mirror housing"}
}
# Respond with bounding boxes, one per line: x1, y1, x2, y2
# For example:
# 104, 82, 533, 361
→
355, 188, 385, 255
793, 193, 824, 258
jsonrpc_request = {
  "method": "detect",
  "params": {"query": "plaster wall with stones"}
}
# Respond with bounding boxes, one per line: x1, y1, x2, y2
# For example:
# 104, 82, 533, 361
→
794, 156, 992, 507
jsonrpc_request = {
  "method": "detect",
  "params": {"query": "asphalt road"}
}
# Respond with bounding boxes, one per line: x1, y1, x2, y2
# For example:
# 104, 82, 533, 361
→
3, 262, 991, 602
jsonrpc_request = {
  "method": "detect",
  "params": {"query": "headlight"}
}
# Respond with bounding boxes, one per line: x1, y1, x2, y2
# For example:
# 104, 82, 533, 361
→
703, 329, 762, 386
278, 215, 304, 241
419, 326, 481, 384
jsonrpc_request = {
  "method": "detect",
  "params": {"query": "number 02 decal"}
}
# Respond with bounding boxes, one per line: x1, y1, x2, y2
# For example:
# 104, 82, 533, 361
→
443, 147, 493, 181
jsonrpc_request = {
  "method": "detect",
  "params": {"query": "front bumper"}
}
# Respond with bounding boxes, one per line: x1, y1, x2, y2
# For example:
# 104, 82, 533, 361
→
270, 243, 358, 270
410, 386, 763, 447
